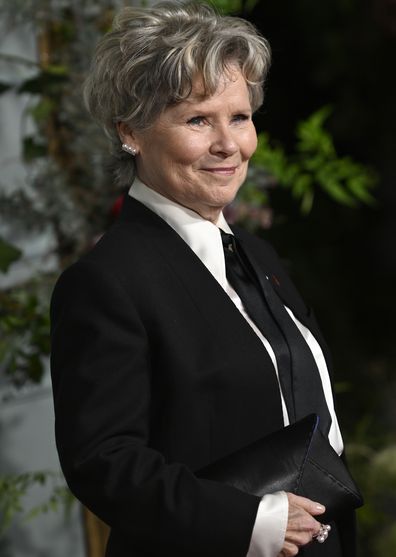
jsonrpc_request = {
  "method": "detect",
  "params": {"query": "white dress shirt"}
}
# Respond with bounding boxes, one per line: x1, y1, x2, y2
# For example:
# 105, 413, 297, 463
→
129, 178, 344, 557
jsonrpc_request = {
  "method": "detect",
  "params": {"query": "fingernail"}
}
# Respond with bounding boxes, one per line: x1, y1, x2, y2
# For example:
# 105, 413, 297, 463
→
316, 504, 325, 511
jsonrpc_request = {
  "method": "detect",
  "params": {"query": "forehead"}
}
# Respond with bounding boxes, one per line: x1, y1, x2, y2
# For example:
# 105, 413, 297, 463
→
169, 69, 251, 116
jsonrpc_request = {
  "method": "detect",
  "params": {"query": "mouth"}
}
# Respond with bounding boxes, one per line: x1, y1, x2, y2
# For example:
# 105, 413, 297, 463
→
201, 166, 238, 176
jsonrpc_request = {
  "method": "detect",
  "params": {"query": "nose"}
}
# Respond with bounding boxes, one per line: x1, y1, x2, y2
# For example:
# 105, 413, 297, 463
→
209, 125, 238, 158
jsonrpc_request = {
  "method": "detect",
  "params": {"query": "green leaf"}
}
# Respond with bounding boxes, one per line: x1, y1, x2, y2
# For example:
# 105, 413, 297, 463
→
0, 471, 75, 535
17, 69, 68, 96
44, 64, 69, 77
252, 134, 291, 184
319, 178, 357, 206
291, 174, 313, 199
214, 0, 244, 14
0, 289, 50, 387
301, 188, 315, 215
296, 106, 335, 157
250, 107, 378, 214
22, 136, 47, 161
347, 176, 376, 204
0, 237, 22, 272
29, 98, 56, 124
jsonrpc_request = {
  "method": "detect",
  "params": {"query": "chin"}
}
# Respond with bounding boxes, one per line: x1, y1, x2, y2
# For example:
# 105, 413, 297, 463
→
214, 183, 241, 204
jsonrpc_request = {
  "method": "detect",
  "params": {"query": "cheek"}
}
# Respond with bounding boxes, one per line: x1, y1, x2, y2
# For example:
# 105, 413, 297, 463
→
244, 129, 258, 159
169, 135, 208, 166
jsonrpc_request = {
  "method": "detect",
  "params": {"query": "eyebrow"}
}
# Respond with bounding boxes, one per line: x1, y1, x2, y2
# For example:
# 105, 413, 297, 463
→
175, 103, 253, 117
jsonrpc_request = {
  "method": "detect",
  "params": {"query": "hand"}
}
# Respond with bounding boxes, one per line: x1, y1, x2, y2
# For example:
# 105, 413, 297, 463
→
277, 492, 325, 557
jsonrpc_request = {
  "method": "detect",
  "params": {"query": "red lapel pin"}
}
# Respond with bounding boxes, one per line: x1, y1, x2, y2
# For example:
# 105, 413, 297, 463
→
271, 274, 280, 287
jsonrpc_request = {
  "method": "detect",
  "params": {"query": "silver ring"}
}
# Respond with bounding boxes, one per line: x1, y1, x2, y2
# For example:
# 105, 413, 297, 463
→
314, 524, 331, 544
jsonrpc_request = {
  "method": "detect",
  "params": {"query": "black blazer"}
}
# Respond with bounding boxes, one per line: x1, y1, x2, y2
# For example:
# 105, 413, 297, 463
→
50, 195, 354, 557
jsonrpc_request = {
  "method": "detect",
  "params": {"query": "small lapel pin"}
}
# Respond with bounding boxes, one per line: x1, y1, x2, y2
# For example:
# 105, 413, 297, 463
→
271, 274, 281, 287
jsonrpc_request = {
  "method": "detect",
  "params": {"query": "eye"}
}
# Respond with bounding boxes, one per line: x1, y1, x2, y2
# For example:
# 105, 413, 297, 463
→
231, 113, 250, 123
187, 116, 206, 126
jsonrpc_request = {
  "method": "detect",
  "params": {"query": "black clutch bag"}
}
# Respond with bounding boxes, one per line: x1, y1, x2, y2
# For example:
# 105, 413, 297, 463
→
198, 414, 363, 522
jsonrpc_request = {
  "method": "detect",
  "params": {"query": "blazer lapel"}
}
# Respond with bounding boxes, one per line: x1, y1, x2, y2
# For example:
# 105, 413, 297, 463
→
119, 196, 285, 434
120, 196, 275, 356
233, 226, 334, 377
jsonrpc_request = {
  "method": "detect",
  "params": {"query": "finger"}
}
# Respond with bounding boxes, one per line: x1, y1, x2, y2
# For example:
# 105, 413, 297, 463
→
285, 500, 323, 544
313, 523, 332, 543
286, 492, 326, 515
286, 526, 321, 547
278, 540, 300, 557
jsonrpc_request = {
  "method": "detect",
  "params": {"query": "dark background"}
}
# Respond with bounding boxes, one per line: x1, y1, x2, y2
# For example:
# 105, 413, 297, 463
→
247, 0, 396, 427
243, 1, 396, 552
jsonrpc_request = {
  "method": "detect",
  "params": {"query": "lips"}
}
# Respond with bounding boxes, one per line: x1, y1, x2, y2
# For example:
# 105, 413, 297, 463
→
201, 166, 238, 175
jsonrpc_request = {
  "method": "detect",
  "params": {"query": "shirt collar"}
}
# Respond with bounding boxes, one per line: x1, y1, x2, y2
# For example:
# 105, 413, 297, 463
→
129, 179, 232, 289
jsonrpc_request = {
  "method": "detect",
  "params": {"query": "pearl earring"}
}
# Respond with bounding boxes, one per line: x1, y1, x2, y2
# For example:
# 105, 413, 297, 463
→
122, 143, 137, 156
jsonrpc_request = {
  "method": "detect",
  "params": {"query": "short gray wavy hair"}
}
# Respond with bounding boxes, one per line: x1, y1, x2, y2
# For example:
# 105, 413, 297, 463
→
83, 1, 271, 186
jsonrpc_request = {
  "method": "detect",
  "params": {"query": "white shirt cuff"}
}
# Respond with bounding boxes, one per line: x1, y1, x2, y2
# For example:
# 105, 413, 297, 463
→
246, 491, 288, 557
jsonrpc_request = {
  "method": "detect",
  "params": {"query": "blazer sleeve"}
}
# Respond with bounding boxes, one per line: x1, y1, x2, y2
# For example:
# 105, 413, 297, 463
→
50, 258, 260, 557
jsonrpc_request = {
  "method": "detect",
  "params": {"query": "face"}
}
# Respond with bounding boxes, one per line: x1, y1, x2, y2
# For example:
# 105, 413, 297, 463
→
120, 68, 257, 222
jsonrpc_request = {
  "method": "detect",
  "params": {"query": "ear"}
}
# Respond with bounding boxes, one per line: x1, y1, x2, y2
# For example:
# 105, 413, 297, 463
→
117, 121, 135, 145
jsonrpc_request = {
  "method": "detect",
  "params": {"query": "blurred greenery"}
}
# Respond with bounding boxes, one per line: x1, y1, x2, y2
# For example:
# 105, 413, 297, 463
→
251, 106, 377, 214
0, 239, 22, 273
0, 289, 50, 387
0, 471, 74, 536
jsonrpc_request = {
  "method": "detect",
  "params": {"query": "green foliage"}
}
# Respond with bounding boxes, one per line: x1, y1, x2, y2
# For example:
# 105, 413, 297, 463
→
0, 289, 50, 387
28, 98, 56, 124
347, 439, 396, 555
22, 136, 48, 161
18, 66, 69, 96
213, 0, 260, 14
18, 66, 70, 162
238, 177, 269, 206
0, 238, 22, 273
0, 472, 74, 535
0, 284, 71, 538
252, 107, 377, 214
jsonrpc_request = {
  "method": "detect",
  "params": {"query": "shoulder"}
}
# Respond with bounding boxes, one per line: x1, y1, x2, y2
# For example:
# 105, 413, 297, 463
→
50, 196, 186, 316
54, 197, 167, 288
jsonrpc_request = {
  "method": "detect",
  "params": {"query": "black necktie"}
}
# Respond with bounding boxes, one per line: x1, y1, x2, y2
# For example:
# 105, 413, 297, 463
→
220, 230, 332, 435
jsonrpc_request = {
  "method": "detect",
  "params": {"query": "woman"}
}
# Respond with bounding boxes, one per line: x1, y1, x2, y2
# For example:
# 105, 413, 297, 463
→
50, 2, 357, 556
